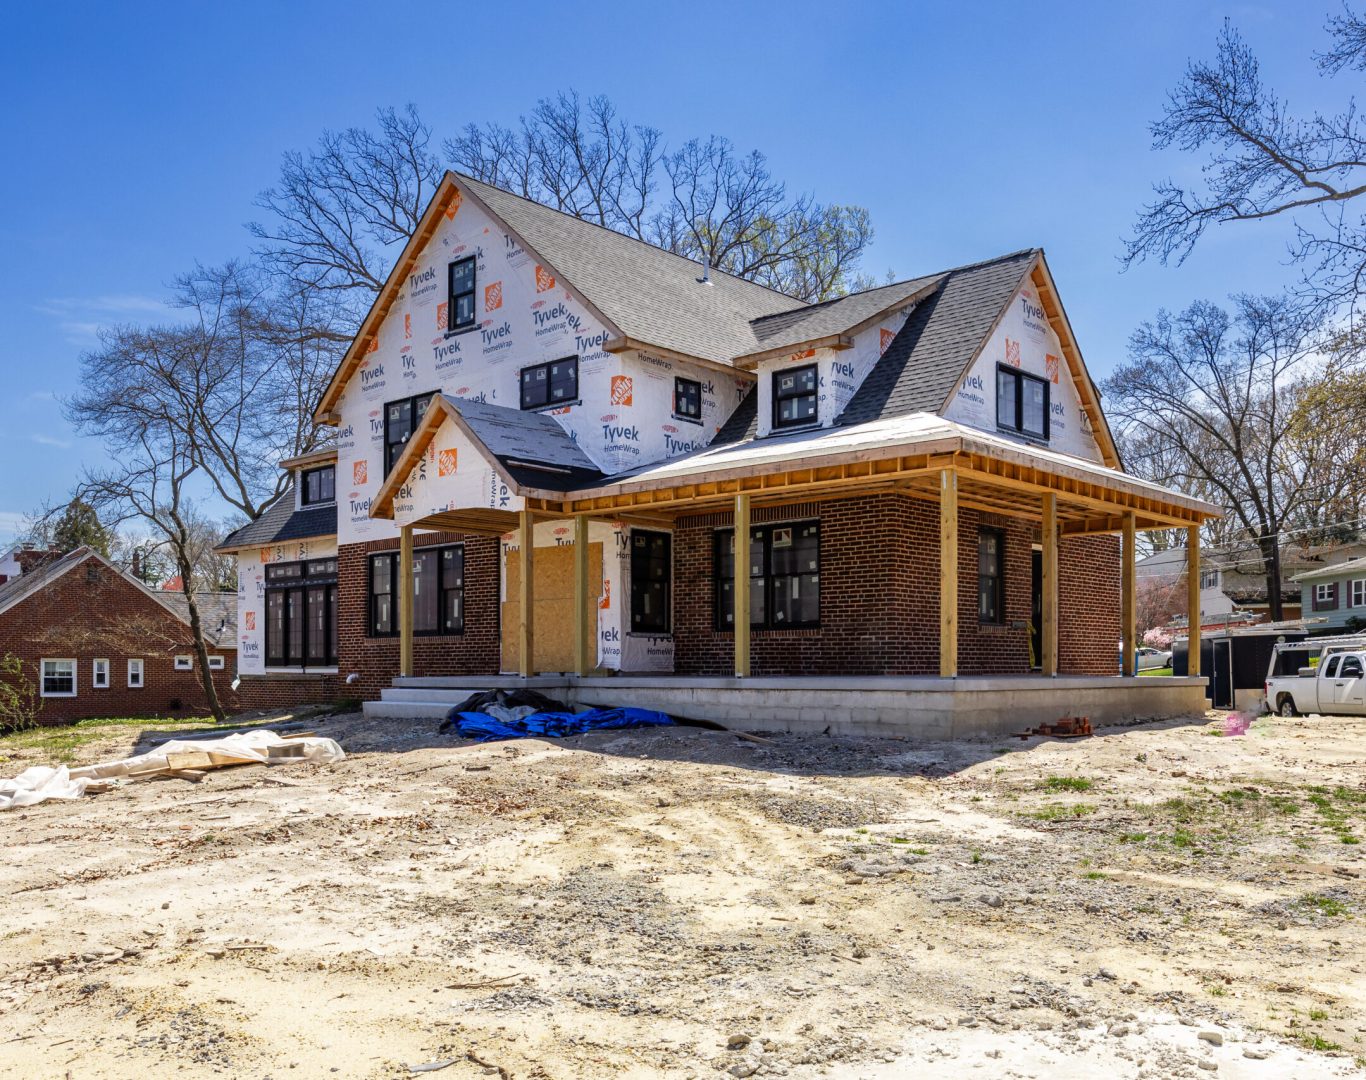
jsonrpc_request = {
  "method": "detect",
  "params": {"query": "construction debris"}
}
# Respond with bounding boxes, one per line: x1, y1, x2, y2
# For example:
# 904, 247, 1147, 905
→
0, 730, 345, 810
1013, 716, 1093, 740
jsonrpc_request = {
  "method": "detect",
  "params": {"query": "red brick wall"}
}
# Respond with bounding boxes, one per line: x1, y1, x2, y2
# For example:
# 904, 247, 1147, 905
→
336, 532, 501, 701
671, 493, 1120, 678
234, 672, 343, 711
0, 560, 240, 726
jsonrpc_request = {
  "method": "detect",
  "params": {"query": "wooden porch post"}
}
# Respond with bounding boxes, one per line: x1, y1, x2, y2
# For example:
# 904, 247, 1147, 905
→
1121, 511, 1137, 677
398, 524, 414, 678
1187, 524, 1202, 677
572, 514, 591, 676
1041, 492, 1059, 677
939, 468, 958, 678
518, 510, 535, 678
734, 493, 751, 678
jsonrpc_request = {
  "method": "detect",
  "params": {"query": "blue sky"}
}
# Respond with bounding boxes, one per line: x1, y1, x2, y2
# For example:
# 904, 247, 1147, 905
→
0, 1, 1331, 543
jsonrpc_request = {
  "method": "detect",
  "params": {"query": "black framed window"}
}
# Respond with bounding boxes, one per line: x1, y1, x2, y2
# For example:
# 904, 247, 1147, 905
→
978, 527, 1004, 624
448, 256, 476, 332
368, 545, 464, 637
301, 465, 335, 505
264, 559, 338, 667
520, 356, 579, 410
630, 530, 671, 633
772, 364, 818, 429
673, 377, 702, 423
996, 366, 1050, 440
714, 521, 819, 630
384, 391, 436, 474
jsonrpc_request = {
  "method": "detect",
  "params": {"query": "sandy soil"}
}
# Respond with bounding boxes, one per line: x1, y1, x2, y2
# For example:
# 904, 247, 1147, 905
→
2, 707, 1365, 1079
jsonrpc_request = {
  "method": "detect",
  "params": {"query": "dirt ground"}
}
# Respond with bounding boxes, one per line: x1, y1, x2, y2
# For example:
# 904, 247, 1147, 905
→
2, 706, 1365, 1079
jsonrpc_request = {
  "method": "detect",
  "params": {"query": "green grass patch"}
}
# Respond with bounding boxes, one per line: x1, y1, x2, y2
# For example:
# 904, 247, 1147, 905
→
1299, 893, 1349, 918
1082, 871, 1108, 880
1028, 802, 1097, 821
1138, 667, 1173, 677
1296, 1033, 1343, 1052
1169, 828, 1198, 849
1118, 832, 1149, 844
1039, 775, 1095, 793
0, 715, 232, 765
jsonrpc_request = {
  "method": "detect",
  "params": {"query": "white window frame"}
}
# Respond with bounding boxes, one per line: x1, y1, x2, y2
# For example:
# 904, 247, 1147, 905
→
208, 655, 225, 670
127, 658, 145, 688
173, 655, 193, 671
40, 658, 77, 698
92, 658, 110, 689
1316, 583, 1335, 604
1352, 579, 1366, 608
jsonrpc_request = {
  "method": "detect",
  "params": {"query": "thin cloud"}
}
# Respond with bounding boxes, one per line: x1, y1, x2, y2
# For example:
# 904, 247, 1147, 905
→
30, 434, 71, 449
0, 511, 29, 545
36, 294, 177, 345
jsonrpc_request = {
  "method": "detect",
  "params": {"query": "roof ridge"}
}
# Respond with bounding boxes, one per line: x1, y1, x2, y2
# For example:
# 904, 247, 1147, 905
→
449, 170, 811, 310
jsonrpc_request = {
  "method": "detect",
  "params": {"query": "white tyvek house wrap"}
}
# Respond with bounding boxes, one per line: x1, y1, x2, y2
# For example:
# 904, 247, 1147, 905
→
391, 415, 522, 527
496, 518, 674, 673
335, 187, 753, 547
236, 537, 340, 675
943, 283, 1102, 463
754, 310, 912, 437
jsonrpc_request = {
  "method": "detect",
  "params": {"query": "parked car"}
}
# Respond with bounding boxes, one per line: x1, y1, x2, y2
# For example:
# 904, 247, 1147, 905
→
1266, 647, 1366, 717
1136, 646, 1172, 671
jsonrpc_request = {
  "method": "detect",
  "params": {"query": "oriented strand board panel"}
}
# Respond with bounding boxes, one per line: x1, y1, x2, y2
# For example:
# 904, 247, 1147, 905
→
502, 543, 603, 673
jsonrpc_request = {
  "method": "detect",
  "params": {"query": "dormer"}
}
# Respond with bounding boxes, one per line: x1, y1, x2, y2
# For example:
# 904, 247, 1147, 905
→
280, 449, 339, 511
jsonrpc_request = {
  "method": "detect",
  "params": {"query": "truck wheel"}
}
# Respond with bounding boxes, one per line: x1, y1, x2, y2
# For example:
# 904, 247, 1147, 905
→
1277, 697, 1298, 718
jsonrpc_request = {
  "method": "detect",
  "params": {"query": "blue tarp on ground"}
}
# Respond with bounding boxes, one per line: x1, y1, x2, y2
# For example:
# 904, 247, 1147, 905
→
448, 706, 674, 742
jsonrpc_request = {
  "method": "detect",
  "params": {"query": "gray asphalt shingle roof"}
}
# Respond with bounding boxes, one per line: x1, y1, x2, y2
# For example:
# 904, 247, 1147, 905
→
218, 489, 336, 551
457, 173, 807, 366
744, 274, 943, 355
836, 249, 1037, 426
159, 591, 239, 648
448, 395, 607, 489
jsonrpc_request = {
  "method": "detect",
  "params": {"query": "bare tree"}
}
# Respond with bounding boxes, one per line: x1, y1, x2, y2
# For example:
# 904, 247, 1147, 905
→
258, 97, 875, 307
1124, 14, 1366, 315
1104, 294, 1332, 621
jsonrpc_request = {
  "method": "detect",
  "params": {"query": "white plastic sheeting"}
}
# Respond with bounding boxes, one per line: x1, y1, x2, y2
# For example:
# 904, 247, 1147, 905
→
0, 765, 91, 810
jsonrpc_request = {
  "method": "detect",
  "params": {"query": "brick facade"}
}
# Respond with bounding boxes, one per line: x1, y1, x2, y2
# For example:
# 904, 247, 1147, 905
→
0, 558, 239, 727
335, 532, 501, 701
234, 672, 344, 712
671, 492, 1119, 678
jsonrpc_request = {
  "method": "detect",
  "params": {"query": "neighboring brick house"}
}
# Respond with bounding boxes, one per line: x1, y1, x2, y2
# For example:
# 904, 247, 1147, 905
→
219, 171, 1217, 720
0, 547, 238, 726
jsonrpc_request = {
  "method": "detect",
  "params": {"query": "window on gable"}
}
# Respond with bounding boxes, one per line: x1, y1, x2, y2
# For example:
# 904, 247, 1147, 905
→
384, 391, 436, 475
92, 658, 109, 689
997, 366, 1050, 440
41, 659, 76, 698
772, 364, 818, 429
978, 527, 1005, 624
630, 530, 671, 634
714, 522, 819, 630
448, 256, 476, 332
301, 465, 335, 505
369, 545, 464, 637
673, 377, 702, 423
520, 356, 578, 410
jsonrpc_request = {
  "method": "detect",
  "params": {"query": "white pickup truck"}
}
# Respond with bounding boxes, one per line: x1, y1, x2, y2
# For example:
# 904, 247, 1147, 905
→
1265, 637, 1366, 717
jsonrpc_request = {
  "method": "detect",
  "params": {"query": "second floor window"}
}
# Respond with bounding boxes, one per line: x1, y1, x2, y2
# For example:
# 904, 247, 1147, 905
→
773, 364, 818, 429
301, 465, 335, 505
997, 366, 1050, 440
673, 377, 702, 422
385, 392, 436, 474
520, 356, 578, 410
448, 256, 476, 331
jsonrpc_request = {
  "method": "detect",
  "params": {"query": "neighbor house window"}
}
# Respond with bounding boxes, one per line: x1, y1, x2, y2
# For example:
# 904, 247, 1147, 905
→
448, 256, 476, 332
41, 659, 76, 698
1352, 579, 1366, 608
384, 392, 436, 474
1315, 582, 1338, 610
301, 465, 335, 505
673, 377, 702, 423
1199, 569, 1220, 589
369, 545, 464, 636
772, 364, 818, 429
264, 558, 339, 667
714, 521, 820, 630
92, 658, 109, 689
630, 531, 671, 633
978, 527, 1005, 624
127, 659, 144, 687
997, 366, 1050, 440
174, 655, 193, 671
519, 357, 578, 410
208, 655, 226, 670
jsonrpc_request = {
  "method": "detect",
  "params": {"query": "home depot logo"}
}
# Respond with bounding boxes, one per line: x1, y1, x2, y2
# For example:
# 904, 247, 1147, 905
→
535, 265, 555, 293
444, 188, 462, 220
365, 337, 379, 354
790, 348, 815, 362
353, 460, 368, 485
1044, 353, 1061, 383
244, 611, 256, 631
1004, 338, 1021, 367
880, 327, 895, 355
436, 302, 448, 329
485, 281, 503, 312
404, 313, 412, 340
438, 448, 457, 477
599, 579, 610, 610
610, 375, 633, 406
